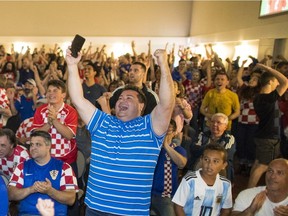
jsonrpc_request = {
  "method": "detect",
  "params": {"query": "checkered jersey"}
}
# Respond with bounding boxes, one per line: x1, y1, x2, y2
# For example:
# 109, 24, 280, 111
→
238, 99, 259, 124
0, 88, 10, 128
0, 145, 30, 179
162, 143, 177, 198
183, 80, 204, 109
9, 160, 78, 191
16, 117, 34, 144
0, 88, 9, 108
32, 103, 78, 163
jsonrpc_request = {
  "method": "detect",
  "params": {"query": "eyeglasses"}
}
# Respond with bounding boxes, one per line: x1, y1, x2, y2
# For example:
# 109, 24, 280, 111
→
210, 120, 226, 125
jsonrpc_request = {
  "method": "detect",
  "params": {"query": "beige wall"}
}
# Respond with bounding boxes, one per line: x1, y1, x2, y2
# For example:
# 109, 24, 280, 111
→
1, 1, 287, 59
0, 1, 192, 37
189, 1, 288, 44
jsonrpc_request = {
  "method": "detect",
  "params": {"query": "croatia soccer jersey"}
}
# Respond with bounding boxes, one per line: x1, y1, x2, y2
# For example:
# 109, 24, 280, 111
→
16, 117, 34, 145
0, 145, 30, 179
32, 103, 78, 163
9, 157, 78, 215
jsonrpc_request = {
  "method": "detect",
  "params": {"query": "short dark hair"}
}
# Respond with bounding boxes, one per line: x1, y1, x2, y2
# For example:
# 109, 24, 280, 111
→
132, 62, 146, 72
214, 71, 230, 80
179, 59, 186, 64
202, 144, 228, 162
259, 72, 275, 87
47, 79, 66, 93
170, 119, 177, 132
0, 128, 16, 148
86, 62, 97, 72
30, 130, 52, 146
276, 61, 288, 70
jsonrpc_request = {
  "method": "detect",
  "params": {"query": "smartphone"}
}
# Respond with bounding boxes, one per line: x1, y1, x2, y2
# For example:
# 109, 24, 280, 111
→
71, 34, 86, 58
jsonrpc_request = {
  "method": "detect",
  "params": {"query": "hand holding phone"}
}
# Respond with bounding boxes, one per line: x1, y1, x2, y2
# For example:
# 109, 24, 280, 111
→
71, 34, 86, 58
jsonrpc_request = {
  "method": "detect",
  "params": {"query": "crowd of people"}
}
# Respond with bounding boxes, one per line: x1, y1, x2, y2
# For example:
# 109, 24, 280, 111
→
0, 40, 288, 216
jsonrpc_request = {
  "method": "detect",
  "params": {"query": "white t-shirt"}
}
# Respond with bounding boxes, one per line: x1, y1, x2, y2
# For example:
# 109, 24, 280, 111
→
233, 186, 288, 216
172, 170, 232, 216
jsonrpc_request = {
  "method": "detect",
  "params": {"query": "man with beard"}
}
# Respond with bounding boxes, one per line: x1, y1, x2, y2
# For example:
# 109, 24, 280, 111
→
8, 79, 39, 122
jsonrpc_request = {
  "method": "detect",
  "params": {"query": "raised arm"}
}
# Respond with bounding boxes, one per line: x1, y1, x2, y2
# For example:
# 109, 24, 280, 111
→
163, 132, 187, 169
66, 49, 96, 125
31, 65, 46, 96
131, 41, 138, 59
151, 50, 175, 136
236, 59, 248, 87
257, 63, 288, 96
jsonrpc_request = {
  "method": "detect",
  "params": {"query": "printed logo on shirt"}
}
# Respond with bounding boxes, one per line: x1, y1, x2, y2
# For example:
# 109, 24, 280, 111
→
194, 196, 201, 200
216, 194, 223, 203
50, 170, 59, 180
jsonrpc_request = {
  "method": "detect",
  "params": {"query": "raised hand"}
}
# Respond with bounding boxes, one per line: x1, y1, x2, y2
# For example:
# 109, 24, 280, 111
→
65, 48, 82, 66
154, 49, 168, 66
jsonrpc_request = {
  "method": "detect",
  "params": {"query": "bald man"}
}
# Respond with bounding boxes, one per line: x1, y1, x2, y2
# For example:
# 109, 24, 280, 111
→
232, 158, 288, 216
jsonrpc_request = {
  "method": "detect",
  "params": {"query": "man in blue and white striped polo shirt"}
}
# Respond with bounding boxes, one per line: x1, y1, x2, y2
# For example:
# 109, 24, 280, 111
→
66, 48, 175, 216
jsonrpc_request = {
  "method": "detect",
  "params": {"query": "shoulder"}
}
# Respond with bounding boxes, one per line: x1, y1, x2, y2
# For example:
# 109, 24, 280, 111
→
183, 170, 198, 182
221, 132, 235, 146
234, 186, 265, 209
96, 83, 107, 91
14, 145, 29, 155
63, 103, 77, 113
205, 88, 216, 96
174, 145, 187, 156
145, 87, 159, 103
111, 85, 124, 96
36, 103, 48, 112
219, 174, 231, 185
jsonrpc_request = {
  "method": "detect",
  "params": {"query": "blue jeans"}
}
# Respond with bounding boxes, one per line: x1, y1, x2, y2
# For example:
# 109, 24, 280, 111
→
150, 195, 176, 216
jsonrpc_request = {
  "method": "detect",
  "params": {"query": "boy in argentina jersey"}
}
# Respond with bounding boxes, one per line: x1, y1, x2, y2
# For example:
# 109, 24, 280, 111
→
172, 144, 232, 216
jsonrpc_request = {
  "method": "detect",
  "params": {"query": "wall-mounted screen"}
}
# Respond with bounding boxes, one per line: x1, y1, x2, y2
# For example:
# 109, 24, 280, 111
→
260, 0, 288, 17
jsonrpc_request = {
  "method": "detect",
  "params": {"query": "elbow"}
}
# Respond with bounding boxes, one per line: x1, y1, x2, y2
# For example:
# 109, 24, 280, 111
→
65, 134, 74, 140
178, 158, 188, 169
8, 188, 17, 201
67, 193, 76, 206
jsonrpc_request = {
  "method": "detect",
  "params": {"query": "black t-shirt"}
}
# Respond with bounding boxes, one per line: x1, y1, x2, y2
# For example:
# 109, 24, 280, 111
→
253, 90, 280, 139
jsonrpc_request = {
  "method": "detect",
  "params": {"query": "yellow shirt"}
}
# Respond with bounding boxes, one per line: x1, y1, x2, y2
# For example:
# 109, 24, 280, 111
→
202, 88, 240, 130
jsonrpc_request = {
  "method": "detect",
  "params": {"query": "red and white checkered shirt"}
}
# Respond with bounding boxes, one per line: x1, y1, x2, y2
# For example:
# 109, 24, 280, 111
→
0, 145, 30, 179
16, 117, 34, 145
0, 88, 10, 128
183, 79, 207, 109
162, 142, 177, 198
9, 160, 78, 191
238, 99, 259, 124
32, 103, 78, 164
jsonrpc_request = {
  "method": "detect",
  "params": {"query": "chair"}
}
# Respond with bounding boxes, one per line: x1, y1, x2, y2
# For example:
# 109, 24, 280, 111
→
76, 150, 86, 200
76, 150, 86, 179
0, 174, 9, 185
